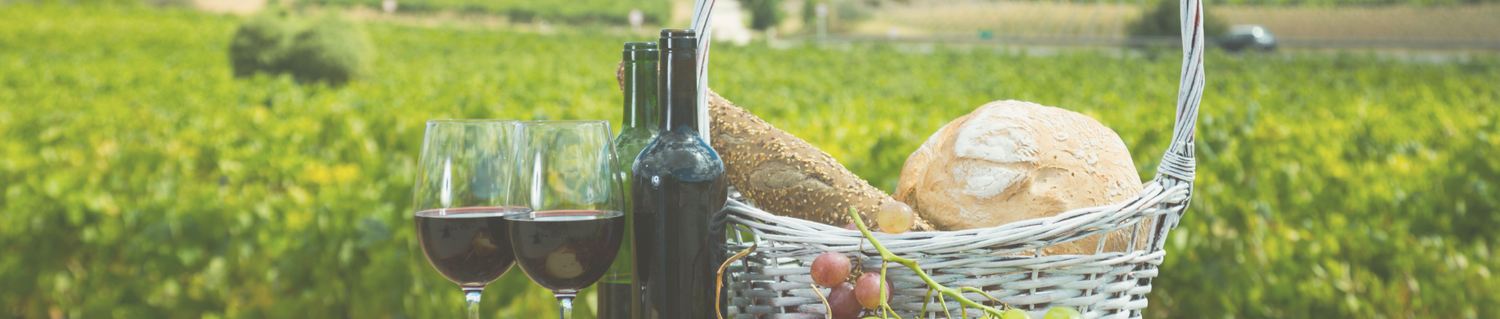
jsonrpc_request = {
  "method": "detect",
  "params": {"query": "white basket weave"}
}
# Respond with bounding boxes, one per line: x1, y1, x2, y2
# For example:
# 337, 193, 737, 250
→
692, 0, 1206, 317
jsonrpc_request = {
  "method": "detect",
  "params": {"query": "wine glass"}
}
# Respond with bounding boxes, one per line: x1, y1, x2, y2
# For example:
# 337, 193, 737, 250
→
412, 119, 521, 319
508, 120, 628, 319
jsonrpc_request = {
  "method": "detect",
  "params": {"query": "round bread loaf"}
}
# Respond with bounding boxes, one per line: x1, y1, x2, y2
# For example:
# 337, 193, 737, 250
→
894, 100, 1147, 254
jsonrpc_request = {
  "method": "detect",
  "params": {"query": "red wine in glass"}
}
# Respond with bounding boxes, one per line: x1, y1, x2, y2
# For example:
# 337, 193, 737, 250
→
415, 206, 521, 287
413, 118, 520, 319
508, 210, 626, 292
514, 120, 628, 319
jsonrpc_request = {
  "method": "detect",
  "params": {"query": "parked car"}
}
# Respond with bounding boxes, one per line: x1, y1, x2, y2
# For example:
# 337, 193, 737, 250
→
1220, 25, 1277, 52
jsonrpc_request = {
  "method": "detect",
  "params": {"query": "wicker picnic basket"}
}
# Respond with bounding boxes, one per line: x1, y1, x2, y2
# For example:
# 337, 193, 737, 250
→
687, 0, 1207, 317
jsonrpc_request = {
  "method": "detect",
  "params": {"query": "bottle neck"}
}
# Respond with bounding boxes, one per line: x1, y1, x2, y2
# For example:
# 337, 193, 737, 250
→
622, 59, 657, 130
657, 47, 699, 133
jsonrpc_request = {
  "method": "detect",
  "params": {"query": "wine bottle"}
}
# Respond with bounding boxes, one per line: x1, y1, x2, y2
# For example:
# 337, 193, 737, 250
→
598, 41, 658, 319
630, 29, 730, 319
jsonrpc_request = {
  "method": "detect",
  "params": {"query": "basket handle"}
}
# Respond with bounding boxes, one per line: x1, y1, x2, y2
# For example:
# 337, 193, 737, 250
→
687, 0, 1203, 183
691, 0, 718, 145
1144, 0, 1205, 252
1158, 0, 1204, 184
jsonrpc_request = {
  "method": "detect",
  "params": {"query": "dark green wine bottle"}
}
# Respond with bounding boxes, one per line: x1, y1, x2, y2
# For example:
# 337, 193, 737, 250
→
631, 29, 729, 319
598, 41, 658, 319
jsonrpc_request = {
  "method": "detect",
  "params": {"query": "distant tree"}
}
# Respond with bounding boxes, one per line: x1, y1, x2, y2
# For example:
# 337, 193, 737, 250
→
279, 14, 374, 86
744, 0, 785, 31
229, 9, 295, 78
803, 0, 819, 27
228, 9, 373, 86
1127, 0, 1228, 46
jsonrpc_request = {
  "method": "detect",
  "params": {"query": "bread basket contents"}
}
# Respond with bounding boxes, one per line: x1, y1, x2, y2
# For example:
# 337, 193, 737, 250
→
894, 100, 1149, 254
611, 65, 1148, 247
696, 91, 1147, 252
623, 76, 1174, 318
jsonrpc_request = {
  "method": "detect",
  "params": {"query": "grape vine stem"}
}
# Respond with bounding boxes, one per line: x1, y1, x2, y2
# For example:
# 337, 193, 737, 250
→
718, 242, 758, 319
849, 208, 1005, 319
811, 283, 832, 319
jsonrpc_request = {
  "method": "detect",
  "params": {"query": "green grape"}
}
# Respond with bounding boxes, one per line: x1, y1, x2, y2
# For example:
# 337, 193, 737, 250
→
1001, 308, 1034, 319
1042, 307, 1082, 319
876, 201, 915, 234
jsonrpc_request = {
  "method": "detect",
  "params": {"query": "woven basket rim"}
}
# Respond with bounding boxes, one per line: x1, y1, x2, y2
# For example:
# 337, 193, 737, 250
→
725, 178, 1190, 254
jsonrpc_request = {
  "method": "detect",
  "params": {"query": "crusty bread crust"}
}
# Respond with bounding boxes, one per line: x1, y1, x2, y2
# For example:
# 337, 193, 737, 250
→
896, 100, 1148, 254
708, 90, 934, 231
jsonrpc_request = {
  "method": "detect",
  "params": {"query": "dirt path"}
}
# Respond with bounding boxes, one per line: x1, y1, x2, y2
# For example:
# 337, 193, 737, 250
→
193, 0, 267, 14
712, 0, 753, 45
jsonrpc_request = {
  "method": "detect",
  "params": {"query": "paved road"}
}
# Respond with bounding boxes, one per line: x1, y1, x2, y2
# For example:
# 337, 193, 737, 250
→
770, 36, 1494, 64
791, 34, 1500, 51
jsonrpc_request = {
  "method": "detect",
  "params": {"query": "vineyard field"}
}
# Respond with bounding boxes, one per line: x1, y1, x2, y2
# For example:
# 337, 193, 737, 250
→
2, 3, 1498, 318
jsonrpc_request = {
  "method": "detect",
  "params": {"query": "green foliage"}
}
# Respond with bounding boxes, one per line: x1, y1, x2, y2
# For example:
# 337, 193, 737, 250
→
744, 0, 785, 31
803, 0, 820, 26
3, 3, 1499, 319
1147, 53, 1500, 318
1128, 0, 1229, 40
0, 4, 570, 318
1205, 0, 1483, 6
833, 0, 873, 24
698, 33, 1499, 319
280, 14, 374, 86
304, 0, 673, 25
229, 9, 295, 78
142, 0, 192, 8
935, 0, 1496, 5
229, 10, 372, 86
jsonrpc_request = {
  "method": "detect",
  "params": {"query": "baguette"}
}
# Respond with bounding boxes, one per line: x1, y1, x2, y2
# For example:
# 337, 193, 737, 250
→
707, 90, 934, 231
611, 65, 931, 230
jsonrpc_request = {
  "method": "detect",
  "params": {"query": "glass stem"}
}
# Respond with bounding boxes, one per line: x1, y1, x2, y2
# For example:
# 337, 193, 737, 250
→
555, 291, 577, 319
464, 287, 484, 319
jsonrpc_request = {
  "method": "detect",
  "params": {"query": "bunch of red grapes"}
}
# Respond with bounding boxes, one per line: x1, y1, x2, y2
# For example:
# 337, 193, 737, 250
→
811, 250, 883, 319
811, 201, 915, 319
816, 201, 1084, 319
